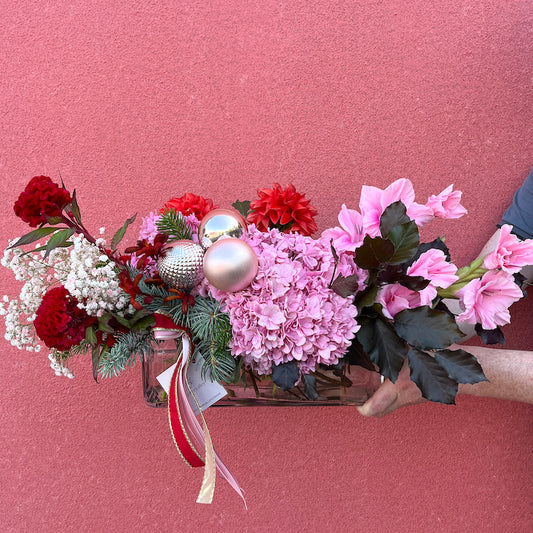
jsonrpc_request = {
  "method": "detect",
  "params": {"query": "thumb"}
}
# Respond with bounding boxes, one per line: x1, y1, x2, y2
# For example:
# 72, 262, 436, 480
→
357, 382, 398, 418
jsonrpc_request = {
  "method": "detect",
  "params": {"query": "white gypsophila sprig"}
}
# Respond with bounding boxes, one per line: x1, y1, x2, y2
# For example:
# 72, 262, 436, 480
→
59, 235, 129, 317
48, 351, 74, 378
0, 242, 58, 352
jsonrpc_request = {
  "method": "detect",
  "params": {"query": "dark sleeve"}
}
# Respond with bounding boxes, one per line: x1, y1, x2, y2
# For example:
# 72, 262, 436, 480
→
499, 168, 533, 240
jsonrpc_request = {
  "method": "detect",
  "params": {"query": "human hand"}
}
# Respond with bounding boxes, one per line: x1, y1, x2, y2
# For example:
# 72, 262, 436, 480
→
357, 360, 426, 418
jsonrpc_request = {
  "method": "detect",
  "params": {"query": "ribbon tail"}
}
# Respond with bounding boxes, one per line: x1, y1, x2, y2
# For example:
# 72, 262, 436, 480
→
166, 331, 245, 506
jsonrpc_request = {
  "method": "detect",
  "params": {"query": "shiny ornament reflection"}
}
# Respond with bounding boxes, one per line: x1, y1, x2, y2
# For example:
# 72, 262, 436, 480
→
157, 240, 204, 291
203, 238, 258, 292
198, 208, 247, 249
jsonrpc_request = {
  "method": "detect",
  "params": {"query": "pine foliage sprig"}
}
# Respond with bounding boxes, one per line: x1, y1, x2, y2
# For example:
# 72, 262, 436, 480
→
187, 296, 230, 340
156, 208, 193, 242
66, 340, 91, 357
194, 340, 237, 383
98, 331, 156, 378
135, 276, 170, 312
187, 296, 236, 382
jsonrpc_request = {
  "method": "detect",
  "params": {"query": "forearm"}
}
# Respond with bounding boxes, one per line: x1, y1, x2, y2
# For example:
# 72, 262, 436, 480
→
458, 345, 533, 403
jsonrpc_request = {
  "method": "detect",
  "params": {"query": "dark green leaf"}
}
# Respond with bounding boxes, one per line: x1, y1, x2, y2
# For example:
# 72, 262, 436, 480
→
44, 228, 76, 258
44, 216, 64, 225
130, 315, 156, 331
396, 274, 430, 291
353, 285, 379, 312
434, 348, 488, 385
97, 315, 114, 333
58, 171, 66, 189
129, 308, 152, 324
111, 313, 132, 328
302, 374, 319, 400
379, 201, 411, 237
394, 306, 464, 350
475, 324, 505, 346
231, 200, 251, 218
70, 189, 82, 225
331, 274, 360, 297
377, 265, 430, 291
344, 338, 376, 371
356, 317, 406, 382
407, 347, 458, 404
354, 235, 395, 270
86, 326, 97, 346
92, 345, 101, 382
8, 227, 61, 249
271, 361, 300, 391
111, 214, 137, 250
388, 220, 420, 265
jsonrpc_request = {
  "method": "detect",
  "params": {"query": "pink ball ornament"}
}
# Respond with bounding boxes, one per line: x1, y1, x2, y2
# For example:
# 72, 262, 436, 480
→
203, 237, 258, 292
198, 208, 248, 249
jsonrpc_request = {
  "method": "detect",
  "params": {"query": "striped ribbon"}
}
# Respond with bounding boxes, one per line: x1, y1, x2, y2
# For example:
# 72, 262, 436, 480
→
153, 311, 245, 506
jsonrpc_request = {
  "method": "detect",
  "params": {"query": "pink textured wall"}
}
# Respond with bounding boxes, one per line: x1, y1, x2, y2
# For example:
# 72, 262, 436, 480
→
1, 1, 532, 531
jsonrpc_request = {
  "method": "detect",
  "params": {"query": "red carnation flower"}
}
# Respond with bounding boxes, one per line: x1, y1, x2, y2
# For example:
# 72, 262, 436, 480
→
14, 176, 72, 227
34, 286, 93, 351
247, 183, 318, 236
162, 193, 217, 219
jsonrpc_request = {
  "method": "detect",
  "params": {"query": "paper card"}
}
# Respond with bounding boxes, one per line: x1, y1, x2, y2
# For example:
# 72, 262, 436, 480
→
156, 358, 228, 415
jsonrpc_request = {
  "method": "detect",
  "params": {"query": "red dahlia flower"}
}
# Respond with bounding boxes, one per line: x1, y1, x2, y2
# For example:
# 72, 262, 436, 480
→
162, 193, 217, 219
34, 286, 93, 351
14, 176, 72, 227
247, 183, 318, 236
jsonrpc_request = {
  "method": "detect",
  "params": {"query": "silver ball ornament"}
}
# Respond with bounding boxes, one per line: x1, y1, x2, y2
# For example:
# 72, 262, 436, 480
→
198, 208, 248, 249
203, 237, 258, 292
157, 240, 205, 291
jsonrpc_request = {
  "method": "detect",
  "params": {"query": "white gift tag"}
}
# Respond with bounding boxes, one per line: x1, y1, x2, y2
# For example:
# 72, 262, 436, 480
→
156, 357, 228, 415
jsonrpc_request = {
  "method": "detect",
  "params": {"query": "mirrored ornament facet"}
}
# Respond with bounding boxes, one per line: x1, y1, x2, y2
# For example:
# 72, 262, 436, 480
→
157, 240, 204, 291
198, 208, 248, 249
203, 237, 258, 292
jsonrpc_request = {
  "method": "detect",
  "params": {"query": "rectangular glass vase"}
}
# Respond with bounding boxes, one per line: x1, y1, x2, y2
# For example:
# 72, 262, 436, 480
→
142, 338, 381, 408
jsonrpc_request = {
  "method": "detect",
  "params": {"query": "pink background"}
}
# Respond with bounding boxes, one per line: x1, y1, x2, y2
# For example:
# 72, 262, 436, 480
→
1, 1, 532, 531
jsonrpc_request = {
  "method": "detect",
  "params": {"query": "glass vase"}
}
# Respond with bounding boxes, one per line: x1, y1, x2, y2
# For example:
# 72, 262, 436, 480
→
142, 337, 382, 408
142, 339, 181, 407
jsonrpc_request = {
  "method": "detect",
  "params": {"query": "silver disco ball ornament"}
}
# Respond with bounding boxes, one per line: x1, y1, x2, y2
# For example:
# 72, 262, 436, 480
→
198, 208, 248, 249
157, 240, 205, 291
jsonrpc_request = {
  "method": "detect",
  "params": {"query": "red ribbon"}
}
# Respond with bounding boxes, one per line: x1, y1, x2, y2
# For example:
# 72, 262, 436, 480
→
153, 311, 245, 506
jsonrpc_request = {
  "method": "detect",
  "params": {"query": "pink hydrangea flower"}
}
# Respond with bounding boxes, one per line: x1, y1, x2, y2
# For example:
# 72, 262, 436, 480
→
425, 185, 467, 219
483, 224, 533, 274
138, 211, 161, 244
456, 270, 523, 330
359, 178, 434, 237
406, 249, 458, 289
200, 226, 360, 375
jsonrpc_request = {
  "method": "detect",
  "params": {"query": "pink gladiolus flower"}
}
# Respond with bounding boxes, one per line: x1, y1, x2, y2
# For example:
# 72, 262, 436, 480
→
483, 224, 533, 274
425, 185, 467, 219
377, 283, 436, 319
407, 249, 458, 288
456, 270, 523, 330
359, 178, 433, 237
321, 204, 365, 252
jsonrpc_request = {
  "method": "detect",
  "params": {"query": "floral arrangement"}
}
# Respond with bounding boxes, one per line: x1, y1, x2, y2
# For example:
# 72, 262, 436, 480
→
3, 174, 533, 502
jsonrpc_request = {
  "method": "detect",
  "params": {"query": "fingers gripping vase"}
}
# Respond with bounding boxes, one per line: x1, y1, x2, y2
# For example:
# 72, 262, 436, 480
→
142, 337, 382, 408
